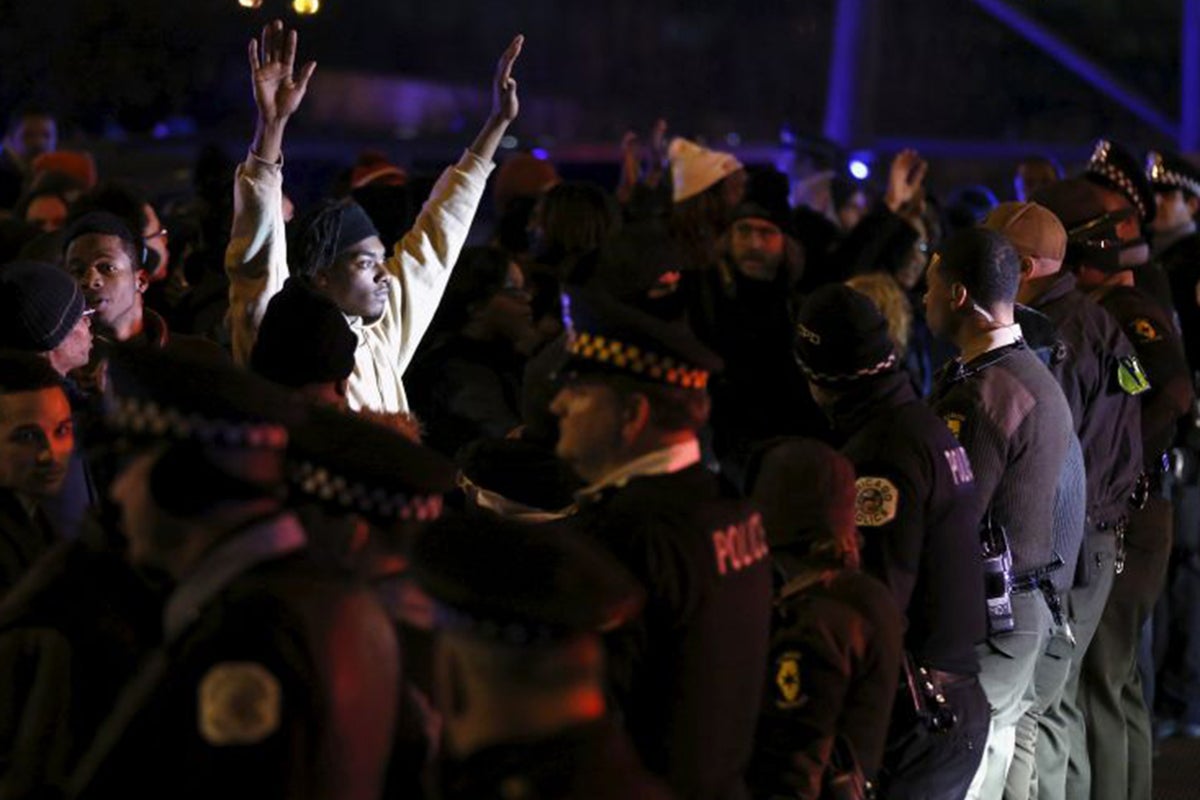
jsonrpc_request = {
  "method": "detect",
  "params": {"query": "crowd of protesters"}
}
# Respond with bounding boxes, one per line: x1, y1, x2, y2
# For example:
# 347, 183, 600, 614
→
0, 18, 1197, 800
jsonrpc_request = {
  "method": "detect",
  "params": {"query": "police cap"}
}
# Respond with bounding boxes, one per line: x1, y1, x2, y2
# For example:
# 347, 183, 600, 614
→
793, 283, 897, 386
411, 513, 644, 644
561, 287, 722, 390
1147, 150, 1200, 199
286, 403, 454, 524
103, 344, 302, 451
1084, 139, 1156, 224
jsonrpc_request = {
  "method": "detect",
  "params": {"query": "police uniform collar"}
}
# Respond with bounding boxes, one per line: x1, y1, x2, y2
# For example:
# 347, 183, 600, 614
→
575, 439, 702, 503
959, 321, 1023, 364
456, 471, 577, 523
1152, 220, 1198, 256
1031, 270, 1079, 307
163, 512, 306, 642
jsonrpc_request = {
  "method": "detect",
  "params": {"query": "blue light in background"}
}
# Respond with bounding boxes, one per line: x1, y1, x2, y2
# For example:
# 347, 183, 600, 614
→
532, 147, 550, 160
849, 158, 870, 180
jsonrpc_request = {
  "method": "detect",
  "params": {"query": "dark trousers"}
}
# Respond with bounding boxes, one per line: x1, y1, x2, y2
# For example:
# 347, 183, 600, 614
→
1076, 497, 1173, 800
880, 676, 989, 800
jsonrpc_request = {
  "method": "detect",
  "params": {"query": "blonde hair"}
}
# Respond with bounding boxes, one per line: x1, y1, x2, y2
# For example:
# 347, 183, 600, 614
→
845, 273, 913, 355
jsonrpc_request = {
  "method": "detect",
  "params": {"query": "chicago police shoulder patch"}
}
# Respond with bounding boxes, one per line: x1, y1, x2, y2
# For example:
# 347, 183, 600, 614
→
1116, 354, 1151, 396
1131, 318, 1160, 343
198, 661, 282, 746
855, 476, 899, 527
774, 650, 807, 709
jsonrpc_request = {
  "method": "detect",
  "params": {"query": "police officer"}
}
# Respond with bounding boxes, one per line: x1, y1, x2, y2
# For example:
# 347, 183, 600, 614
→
983, 200, 1144, 800
1146, 150, 1200, 739
551, 287, 772, 800
1083, 139, 1174, 314
69, 346, 401, 800
409, 512, 672, 799
924, 228, 1076, 800
793, 283, 988, 800
1147, 150, 1200, 370
1037, 178, 1193, 800
745, 437, 903, 799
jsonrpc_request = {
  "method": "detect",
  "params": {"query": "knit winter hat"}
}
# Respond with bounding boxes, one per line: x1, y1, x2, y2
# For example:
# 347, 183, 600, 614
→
794, 284, 897, 386
0, 259, 87, 352
668, 137, 743, 203
251, 278, 357, 388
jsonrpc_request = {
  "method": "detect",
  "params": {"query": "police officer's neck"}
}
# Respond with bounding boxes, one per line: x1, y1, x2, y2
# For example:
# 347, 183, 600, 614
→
953, 304, 1017, 363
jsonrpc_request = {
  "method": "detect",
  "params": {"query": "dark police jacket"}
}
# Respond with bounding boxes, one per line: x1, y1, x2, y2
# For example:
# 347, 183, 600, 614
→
748, 564, 902, 800
574, 456, 772, 800
829, 371, 985, 676
0, 535, 162, 797
1093, 284, 1194, 466
1031, 273, 1144, 523
70, 514, 399, 800
434, 719, 675, 800
931, 339, 1073, 580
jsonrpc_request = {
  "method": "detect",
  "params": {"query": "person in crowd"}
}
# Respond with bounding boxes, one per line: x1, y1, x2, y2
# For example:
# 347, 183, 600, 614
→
1038, 177, 1192, 800
1014, 156, 1063, 203
0, 107, 57, 210
684, 170, 820, 483
492, 151, 561, 260
249, 276, 357, 407
746, 437, 902, 799
284, 400, 455, 796
18, 186, 72, 234
0, 261, 93, 379
526, 181, 619, 344
0, 353, 74, 596
983, 200, 1144, 800
551, 287, 770, 799
455, 437, 583, 522
667, 136, 746, 270
407, 246, 536, 456
226, 20, 523, 414
0, 260, 97, 539
832, 175, 871, 233
924, 228, 1074, 800
1145, 150, 1200, 743
411, 511, 671, 799
69, 345, 399, 800
794, 283, 988, 800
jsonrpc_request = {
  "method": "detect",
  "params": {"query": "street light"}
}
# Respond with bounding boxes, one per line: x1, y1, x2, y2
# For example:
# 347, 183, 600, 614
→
237, 0, 263, 7
293, 0, 320, 14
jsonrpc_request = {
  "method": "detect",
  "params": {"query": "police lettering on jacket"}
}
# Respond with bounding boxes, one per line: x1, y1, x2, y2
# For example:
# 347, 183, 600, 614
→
713, 512, 769, 576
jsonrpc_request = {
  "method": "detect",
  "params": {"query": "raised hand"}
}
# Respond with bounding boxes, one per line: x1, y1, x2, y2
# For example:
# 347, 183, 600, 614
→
885, 149, 929, 213
492, 35, 524, 124
249, 20, 317, 128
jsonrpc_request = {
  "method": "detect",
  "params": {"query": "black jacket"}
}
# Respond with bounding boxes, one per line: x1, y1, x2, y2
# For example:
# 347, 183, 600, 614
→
749, 565, 902, 799
574, 464, 772, 800
831, 371, 985, 675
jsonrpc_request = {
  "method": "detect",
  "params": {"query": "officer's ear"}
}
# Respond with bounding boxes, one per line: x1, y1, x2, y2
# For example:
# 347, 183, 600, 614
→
620, 392, 652, 443
1018, 255, 1036, 281
949, 281, 970, 312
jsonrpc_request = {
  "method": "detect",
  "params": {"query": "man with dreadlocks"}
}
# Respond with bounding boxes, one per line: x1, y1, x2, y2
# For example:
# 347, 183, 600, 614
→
227, 20, 524, 413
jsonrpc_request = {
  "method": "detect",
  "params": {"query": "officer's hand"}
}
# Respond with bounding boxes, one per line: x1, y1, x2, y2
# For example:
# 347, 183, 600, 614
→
491, 35, 524, 124
885, 149, 928, 213
248, 20, 317, 126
